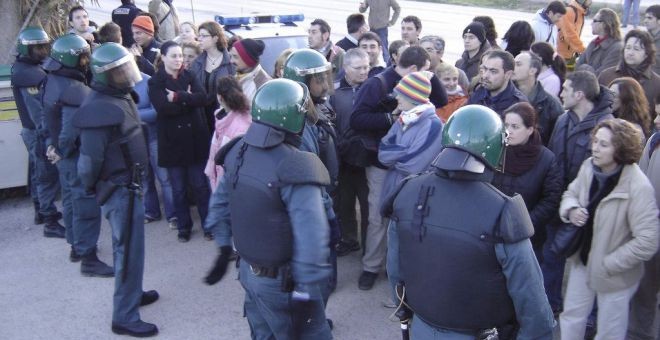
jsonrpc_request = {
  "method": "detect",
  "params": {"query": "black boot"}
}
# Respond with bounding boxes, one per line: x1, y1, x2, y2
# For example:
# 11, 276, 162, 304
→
81, 250, 114, 277
69, 246, 82, 263
140, 290, 159, 306
43, 215, 65, 238
111, 320, 158, 337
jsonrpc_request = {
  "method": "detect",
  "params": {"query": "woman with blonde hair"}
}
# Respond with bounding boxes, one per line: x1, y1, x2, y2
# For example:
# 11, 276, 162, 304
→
559, 119, 659, 339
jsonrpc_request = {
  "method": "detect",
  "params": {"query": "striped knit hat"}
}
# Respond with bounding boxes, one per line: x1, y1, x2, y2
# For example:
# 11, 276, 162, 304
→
394, 71, 433, 105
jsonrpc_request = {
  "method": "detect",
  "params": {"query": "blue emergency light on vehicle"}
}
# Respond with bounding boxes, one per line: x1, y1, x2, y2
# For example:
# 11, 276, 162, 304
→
215, 13, 304, 27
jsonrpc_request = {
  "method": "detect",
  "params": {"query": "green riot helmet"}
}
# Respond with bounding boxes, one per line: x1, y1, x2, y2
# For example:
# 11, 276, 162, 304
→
17, 27, 51, 59
441, 104, 505, 170
91, 43, 142, 89
51, 34, 91, 68
251, 79, 309, 134
282, 49, 333, 101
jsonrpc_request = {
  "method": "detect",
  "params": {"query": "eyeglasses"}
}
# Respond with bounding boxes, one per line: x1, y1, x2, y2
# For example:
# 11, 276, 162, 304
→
592, 19, 603, 23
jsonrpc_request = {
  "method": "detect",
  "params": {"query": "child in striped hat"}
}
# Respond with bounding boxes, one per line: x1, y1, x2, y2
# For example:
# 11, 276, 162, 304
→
377, 70, 444, 206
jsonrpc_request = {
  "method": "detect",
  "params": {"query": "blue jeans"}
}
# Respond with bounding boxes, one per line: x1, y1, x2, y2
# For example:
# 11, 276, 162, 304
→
23, 129, 60, 217
622, 0, 641, 26
541, 222, 566, 312
102, 186, 145, 324
372, 27, 390, 65
386, 220, 400, 304
142, 124, 175, 221
167, 162, 210, 232
239, 264, 332, 339
58, 155, 102, 255
411, 316, 475, 340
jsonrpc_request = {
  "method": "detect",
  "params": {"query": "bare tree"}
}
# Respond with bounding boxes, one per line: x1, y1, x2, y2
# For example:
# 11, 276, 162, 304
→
1, 0, 98, 64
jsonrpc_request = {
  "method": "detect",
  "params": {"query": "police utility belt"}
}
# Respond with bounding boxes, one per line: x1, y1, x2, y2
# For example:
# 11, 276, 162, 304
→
240, 259, 294, 292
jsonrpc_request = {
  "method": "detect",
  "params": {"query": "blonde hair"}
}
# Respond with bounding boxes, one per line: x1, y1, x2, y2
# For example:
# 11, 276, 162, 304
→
435, 63, 458, 77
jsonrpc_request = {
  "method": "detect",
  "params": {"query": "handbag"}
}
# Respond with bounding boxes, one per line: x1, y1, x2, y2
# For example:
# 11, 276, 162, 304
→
550, 222, 584, 259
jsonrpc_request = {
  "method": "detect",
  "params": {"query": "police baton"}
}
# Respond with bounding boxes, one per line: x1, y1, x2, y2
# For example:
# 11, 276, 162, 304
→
121, 163, 141, 282
395, 282, 412, 340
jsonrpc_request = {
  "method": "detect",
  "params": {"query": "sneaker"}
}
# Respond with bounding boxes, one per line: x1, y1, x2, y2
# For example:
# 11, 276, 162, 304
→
336, 239, 360, 256
144, 215, 161, 224
358, 271, 378, 290
177, 232, 191, 243
167, 218, 178, 230
204, 231, 214, 241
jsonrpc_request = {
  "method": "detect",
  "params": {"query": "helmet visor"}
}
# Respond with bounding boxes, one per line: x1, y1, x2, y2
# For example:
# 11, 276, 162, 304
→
106, 58, 142, 89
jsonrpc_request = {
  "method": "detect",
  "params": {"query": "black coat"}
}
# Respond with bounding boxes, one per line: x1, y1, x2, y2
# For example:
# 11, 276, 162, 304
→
148, 67, 210, 167
547, 86, 614, 189
528, 81, 563, 146
492, 147, 562, 249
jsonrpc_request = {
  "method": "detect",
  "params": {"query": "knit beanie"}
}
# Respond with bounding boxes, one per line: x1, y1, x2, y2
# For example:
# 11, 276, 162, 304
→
463, 21, 486, 44
233, 39, 266, 68
394, 71, 433, 105
132, 16, 155, 36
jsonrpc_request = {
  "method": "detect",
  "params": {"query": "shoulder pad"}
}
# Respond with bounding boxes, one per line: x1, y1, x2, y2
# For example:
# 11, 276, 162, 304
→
73, 102, 124, 128
496, 194, 535, 243
11, 63, 46, 87
215, 136, 244, 166
381, 172, 424, 218
276, 151, 330, 186
60, 83, 90, 107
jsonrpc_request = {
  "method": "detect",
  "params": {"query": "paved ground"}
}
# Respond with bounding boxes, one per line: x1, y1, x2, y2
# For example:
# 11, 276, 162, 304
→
0, 194, 405, 339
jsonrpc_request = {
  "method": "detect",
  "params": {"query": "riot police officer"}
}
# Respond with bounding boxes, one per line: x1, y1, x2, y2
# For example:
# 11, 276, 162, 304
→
204, 79, 333, 339
283, 49, 341, 306
11, 27, 64, 236
73, 43, 158, 337
41, 33, 113, 277
384, 105, 555, 339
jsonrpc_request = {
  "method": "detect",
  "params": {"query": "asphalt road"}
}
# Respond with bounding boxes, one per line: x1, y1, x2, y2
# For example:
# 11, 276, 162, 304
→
0, 194, 403, 339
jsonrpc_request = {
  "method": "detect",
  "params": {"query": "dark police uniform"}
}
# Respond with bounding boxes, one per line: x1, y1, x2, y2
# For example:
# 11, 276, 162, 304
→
384, 147, 555, 339
73, 82, 150, 326
42, 61, 100, 255
11, 55, 62, 231
207, 122, 333, 339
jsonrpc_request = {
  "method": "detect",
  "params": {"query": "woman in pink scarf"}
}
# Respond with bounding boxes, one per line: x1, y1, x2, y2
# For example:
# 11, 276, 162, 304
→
204, 76, 252, 190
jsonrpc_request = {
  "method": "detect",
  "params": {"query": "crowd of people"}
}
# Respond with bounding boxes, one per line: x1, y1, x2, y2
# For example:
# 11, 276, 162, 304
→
9, 0, 660, 338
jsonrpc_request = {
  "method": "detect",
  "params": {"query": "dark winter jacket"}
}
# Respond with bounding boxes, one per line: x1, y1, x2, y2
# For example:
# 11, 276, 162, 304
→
148, 67, 210, 167
455, 41, 492, 81
493, 146, 562, 249
111, 3, 143, 48
136, 38, 162, 76
576, 37, 622, 76
527, 81, 564, 145
188, 50, 235, 126
468, 80, 528, 117
547, 85, 614, 188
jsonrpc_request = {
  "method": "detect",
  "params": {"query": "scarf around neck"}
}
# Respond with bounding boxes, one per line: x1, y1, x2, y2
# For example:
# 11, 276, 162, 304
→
502, 130, 542, 176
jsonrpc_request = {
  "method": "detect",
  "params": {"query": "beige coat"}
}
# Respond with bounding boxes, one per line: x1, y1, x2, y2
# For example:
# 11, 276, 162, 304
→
149, 0, 180, 42
560, 158, 659, 293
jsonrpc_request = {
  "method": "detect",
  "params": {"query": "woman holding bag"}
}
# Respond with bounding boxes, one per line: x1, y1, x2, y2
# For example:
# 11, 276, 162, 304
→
558, 119, 659, 340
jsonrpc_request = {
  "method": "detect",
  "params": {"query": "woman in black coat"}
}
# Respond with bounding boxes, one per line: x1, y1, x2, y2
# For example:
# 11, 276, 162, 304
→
148, 40, 212, 242
493, 102, 562, 260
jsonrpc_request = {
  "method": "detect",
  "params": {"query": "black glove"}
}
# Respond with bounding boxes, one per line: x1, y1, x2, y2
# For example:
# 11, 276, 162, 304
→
204, 246, 233, 285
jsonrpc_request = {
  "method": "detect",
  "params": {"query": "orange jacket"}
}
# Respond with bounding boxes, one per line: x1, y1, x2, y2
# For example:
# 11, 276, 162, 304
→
557, 1, 587, 59
436, 93, 468, 123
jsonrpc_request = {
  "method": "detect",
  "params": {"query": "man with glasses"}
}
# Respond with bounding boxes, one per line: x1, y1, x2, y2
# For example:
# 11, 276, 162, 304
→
576, 8, 623, 76
420, 35, 469, 90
